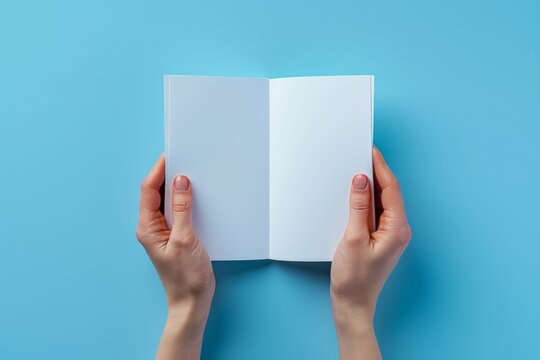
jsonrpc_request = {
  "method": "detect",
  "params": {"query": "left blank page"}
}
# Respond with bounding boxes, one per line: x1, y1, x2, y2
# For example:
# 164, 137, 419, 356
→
165, 76, 269, 260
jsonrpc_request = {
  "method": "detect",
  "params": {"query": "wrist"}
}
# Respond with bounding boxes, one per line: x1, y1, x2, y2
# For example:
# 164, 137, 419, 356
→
166, 298, 211, 336
331, 297, 381, 359
169, 297, 211, 323
156, 301, 210, 360
331, 296, 375, 335
333, 310, 375, 338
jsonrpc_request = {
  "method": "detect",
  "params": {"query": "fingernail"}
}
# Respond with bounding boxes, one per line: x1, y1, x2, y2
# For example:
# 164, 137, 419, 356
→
174, 175, 189, 191
353, 174, 368, 190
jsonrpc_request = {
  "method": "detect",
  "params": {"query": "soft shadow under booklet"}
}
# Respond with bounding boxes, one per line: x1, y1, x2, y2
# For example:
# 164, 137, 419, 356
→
164, 75, 374, 261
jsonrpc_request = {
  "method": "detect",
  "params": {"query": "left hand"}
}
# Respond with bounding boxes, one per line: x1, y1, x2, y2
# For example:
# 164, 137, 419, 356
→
136, 155, 215, 360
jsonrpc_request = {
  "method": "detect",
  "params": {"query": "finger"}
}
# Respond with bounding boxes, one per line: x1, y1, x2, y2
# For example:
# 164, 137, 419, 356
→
373, 147, 406, 220
344, 174, 372, 241
139, 155, 165, 222
170, 175, 194, 238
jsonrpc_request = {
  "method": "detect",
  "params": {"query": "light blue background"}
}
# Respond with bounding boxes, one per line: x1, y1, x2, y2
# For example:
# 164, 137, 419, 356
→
1, 0, 539, 359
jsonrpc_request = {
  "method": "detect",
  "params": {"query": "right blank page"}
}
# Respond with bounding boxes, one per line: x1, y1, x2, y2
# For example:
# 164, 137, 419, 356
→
269, 76, 374, 261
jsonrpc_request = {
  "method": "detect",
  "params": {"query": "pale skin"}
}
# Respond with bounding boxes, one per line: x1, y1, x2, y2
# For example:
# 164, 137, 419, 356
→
136, 147, 411, 360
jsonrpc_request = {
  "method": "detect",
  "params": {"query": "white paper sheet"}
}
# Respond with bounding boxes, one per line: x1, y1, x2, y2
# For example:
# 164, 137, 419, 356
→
165, 75, 373, 261
269, 76, 374, 261
165, 76, 270, 260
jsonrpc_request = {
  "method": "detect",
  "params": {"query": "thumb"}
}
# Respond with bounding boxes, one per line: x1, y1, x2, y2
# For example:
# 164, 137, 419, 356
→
345, 174, 372, 241
171, 175, 194, 236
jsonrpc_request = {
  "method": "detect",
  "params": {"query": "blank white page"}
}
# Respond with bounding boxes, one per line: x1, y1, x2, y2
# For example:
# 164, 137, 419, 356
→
269, 76, 373, 261
165, 75, 269, 260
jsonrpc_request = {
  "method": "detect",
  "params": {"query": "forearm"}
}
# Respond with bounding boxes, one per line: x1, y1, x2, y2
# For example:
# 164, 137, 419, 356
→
332, 302, 381, 360
156, 305, 209, 360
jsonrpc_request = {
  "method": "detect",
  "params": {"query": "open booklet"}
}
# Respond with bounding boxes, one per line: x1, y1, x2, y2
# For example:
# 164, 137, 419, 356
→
164, 75, 374, 261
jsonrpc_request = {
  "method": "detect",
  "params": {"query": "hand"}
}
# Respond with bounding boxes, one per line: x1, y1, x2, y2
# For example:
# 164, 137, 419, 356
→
331, 147, 412, 360
136, 155, 215, 360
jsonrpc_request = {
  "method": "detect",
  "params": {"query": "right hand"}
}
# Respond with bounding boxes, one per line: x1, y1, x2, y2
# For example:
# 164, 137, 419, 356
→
330, 147, 412, 359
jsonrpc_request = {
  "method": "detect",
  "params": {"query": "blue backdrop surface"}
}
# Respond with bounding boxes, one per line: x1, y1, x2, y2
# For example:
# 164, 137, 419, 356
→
1, 0, 539, 359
